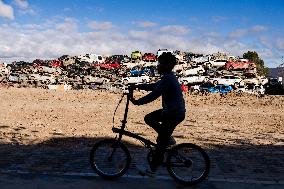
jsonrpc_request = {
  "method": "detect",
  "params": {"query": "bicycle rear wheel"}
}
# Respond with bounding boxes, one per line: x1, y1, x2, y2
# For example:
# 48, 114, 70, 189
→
90, 139, 131, 179
166, 143, 210, 185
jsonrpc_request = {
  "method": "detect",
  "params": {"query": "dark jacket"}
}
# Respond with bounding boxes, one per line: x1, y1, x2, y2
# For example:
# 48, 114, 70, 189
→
135, 72, 186, 115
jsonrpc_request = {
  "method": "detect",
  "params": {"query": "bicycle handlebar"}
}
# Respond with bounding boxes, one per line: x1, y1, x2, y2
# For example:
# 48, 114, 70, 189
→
123, 83, 139, 96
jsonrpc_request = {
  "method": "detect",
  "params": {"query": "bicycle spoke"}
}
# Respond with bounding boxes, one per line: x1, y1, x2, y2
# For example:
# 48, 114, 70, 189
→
167, 143, 210, 185
90, 139, 131, 179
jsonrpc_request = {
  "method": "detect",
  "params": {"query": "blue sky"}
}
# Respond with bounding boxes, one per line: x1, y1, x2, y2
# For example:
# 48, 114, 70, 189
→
0, 0, 284, 67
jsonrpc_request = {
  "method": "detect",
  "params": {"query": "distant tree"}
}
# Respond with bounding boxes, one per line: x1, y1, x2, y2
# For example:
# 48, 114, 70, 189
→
243, 51, 269, 76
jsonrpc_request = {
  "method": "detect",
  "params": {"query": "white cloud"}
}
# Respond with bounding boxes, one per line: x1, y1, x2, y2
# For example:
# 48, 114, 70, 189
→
276, 38, 284, 50
22, 23, 45, 30
229, 25, 267, 38
259, 48, 274, 58
94, 6, 104, 13
250, 25, 267, 33
204, 32, 220, 38
13, 0, 36, 15
0, 19, 279, 67
135, 21, 158, 28
159, 25, 189, 35
13, 0, 28, 9
229, 29, 247, 38
87, 20, 113, 30
212, 16, 228, 23
128, 30, 151, 40
259, 36, 272, 48
55, 18, 78, 32
0, 0, 14, 19
63, 7, 72, 12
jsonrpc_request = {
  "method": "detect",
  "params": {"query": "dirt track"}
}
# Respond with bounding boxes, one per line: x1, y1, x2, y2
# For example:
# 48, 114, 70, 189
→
0, 88, 283, 148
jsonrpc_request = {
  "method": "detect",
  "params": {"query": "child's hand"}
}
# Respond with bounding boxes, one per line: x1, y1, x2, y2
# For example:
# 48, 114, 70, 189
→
128, 83, 137, 91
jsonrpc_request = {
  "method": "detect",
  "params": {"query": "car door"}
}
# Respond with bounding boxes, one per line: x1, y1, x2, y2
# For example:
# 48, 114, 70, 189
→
220, 85, 227, 93
216, 85, 221, 93
224, 76, 231, 85
196, 75, 203, 82
230, 76, 238, 85
219, 76, 226, 85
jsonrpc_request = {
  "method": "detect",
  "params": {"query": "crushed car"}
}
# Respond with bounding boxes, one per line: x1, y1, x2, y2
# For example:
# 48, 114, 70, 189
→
225, 59, 256, 70
29, 73, 57, 84
209, 75, 244, 87
83, 74, 110, 85
178, 75, 209, 85
121, 75, 150, 85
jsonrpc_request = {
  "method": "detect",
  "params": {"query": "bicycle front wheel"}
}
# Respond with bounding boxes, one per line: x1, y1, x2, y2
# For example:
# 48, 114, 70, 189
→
90, 139, 131, 179
166, 143, 210, 185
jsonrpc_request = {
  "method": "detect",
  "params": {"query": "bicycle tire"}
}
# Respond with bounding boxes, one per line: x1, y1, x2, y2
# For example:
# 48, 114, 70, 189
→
166, 143, 210, 185
90, 139, 131, 179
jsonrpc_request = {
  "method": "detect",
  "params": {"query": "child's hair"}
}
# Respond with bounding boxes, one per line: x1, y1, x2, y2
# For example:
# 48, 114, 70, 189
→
158, 52, 177, 71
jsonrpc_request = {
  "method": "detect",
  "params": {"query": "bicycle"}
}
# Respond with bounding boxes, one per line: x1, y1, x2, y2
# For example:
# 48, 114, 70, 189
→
90, 90, 210, 185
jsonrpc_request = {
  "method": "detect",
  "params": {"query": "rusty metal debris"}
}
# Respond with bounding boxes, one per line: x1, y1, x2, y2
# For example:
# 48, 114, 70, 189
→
0, 51, 280, 95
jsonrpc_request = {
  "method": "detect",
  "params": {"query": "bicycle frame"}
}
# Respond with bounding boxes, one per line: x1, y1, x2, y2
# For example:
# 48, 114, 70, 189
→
90, 91, 210, 185
112, 93, 157, 148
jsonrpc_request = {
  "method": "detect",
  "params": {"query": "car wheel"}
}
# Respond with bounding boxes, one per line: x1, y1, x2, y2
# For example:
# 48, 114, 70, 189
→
142, 79, 147, 83
83, 85, 89, 89
197, 70, 203, 75
76, 76, 81, 81
234, 82, 240, 87
123, 79, 128, 85
183, 80, 189, 85
85, 78, 90, 84
204, 77, 209, 83
203, 90, 209, 96
144, 72, 150, 76
193, 89, 199, 95
206, 63, 212, 68
236, 90, 243, 96
213, 80, 218, 85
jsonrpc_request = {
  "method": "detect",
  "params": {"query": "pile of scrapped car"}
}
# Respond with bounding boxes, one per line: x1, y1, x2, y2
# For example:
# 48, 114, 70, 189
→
0, 50, 275, 96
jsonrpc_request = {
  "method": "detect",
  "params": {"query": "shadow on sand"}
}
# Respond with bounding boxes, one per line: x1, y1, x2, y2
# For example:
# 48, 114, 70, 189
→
0, 134, 284, 183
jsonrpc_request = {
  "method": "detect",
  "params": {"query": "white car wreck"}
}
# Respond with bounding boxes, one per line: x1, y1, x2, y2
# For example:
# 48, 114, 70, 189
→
122, 75, 150, 85
235, 85, 265, 96
206, 59, 227, 68
83, 75, 110, 84
29, 74, 57, 84
178, 76, 209, 85
182, 66, 205, 76
209, 75, 244, 87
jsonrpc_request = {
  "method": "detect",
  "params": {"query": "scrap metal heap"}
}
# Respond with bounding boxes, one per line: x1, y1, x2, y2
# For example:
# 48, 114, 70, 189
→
0, 50, 279, 95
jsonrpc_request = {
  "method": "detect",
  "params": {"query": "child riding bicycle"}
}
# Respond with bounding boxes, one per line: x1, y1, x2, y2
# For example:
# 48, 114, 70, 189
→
129, 52, 186, 175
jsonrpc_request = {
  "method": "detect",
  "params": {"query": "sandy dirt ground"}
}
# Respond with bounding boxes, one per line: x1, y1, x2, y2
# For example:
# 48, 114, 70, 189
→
0, 88, 283, 148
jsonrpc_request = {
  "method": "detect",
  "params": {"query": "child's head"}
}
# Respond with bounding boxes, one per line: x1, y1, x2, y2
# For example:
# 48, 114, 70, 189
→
157, 52, 177, 74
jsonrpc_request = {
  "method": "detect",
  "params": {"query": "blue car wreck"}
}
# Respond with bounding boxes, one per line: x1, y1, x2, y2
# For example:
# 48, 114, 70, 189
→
208, 84, 233, 94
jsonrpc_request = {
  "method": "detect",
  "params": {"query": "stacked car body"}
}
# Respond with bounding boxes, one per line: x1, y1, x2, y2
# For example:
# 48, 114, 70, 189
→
0, 51, 273, 95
